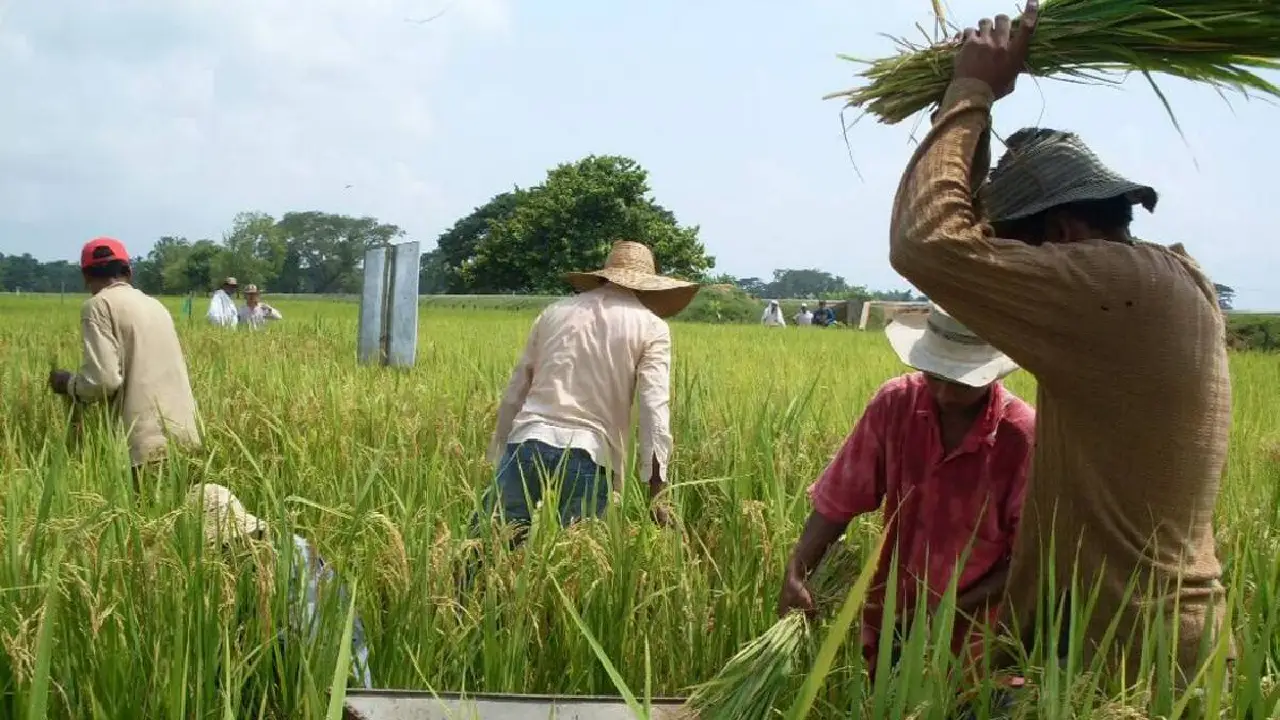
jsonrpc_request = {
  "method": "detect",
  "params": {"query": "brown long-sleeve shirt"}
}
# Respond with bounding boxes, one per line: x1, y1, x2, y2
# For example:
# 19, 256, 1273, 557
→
67, 281, 202, 466
888, 78, 1232, 679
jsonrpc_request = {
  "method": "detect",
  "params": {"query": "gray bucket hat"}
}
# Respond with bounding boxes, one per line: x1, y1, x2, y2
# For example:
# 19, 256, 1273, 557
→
979, 128, 1158, 223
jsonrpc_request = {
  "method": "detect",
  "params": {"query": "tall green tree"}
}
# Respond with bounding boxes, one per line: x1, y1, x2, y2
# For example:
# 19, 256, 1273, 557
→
273, 212, 404, 294
446, 155, 714, 294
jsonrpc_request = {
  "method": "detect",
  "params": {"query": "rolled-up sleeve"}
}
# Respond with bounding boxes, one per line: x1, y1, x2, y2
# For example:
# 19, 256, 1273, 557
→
887, 78, 1151, 383
68, 300, 123, 403
636, 320, 673, 484
487, 314, 540, 464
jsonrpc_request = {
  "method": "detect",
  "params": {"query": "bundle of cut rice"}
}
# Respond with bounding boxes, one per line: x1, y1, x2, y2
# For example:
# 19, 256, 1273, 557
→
683, 540, 864, 719
829, 0, 1280, 125
683, 612, 810, 720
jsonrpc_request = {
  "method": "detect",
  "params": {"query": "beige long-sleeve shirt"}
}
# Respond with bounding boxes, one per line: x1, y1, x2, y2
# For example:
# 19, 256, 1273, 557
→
67, 282, 202, 466
488, 284, 674, 489
888, 79, 1231, 678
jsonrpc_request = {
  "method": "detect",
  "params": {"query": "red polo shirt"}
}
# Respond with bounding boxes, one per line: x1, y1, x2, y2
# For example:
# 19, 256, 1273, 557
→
809, 372, 1035, 669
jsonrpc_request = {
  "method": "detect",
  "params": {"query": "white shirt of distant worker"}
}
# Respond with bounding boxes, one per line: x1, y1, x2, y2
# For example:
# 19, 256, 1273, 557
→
761, 300, 786, 327
794, 304, 814, 326
207, 277, 239, 327
477, 241, 700, 538
237, 285, 283, 329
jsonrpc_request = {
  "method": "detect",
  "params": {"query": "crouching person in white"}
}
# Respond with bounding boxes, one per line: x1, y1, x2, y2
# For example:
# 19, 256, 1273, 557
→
186, 484, 372, 689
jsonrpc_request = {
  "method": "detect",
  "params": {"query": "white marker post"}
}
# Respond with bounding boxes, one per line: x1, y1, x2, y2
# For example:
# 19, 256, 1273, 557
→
358, 241, 420, 367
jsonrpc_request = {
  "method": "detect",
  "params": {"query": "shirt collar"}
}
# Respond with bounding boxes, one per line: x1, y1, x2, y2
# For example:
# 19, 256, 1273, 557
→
910, 373, 1009, 449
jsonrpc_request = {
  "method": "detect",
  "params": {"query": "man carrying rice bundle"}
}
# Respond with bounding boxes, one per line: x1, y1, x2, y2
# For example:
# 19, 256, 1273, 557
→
886, 0, 1232, 686
778, 304, 1035, 679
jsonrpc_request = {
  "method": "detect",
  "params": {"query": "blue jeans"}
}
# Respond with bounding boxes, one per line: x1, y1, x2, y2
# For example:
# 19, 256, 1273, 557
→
479, 439, 610, 531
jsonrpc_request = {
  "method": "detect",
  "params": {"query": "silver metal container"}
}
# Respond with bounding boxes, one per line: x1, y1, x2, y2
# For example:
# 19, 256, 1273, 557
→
343, 690, 690, 720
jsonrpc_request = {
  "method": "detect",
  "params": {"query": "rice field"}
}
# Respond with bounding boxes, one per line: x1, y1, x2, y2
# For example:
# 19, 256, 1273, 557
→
1, 293, 1277, 719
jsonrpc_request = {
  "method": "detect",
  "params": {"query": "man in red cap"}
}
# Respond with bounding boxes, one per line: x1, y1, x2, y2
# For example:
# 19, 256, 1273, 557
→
49, 237, 202, 481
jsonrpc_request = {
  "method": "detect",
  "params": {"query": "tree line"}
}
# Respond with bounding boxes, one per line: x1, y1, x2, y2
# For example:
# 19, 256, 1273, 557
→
0, 152, 1236, 311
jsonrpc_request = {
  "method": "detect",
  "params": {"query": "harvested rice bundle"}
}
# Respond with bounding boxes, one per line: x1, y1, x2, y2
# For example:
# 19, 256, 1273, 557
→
683, 539, 866, 719
829, 0, 1280, 125
684, 612, 810, 720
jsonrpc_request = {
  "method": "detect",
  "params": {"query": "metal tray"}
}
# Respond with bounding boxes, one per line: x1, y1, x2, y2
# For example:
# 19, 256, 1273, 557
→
343, 690, 690, 720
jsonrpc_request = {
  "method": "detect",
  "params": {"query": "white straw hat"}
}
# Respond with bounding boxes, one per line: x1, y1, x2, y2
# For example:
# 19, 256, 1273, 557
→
564, 241, 701, 318
186, 483, 268, 547
885, 305, 1019, 388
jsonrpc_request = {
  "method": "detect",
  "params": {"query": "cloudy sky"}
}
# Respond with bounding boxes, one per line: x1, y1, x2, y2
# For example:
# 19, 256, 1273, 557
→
1, 0, 1276, 309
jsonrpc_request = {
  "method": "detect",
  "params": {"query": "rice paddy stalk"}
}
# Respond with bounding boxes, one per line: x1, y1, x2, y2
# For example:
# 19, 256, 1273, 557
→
324, 577, 359, 720
2, 295, 1278, 718
25, 542, 62, 720
829, 0, 1280, 126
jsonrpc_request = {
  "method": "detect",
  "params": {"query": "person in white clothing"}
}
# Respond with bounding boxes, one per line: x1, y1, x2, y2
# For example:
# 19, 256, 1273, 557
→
795, 304, 814, 326
207, 277, 239, 327
238, 284, 283, 329
761, 299, 786, 327
476, 241, 700, 545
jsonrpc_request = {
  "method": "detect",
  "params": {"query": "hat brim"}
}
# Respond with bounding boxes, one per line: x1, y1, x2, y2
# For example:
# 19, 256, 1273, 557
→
885, 314, 1019, 388
565, 269, 700, 319
984, 179, 1158, 224
188, 484, 269, 547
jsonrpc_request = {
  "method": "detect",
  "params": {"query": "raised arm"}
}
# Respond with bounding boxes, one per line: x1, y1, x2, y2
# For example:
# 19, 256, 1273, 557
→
67, 300, 124, 403
486, 314, 540, 465
888, 64, 1148, 380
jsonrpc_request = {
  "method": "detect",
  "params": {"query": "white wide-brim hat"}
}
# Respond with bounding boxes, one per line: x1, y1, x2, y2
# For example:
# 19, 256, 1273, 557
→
885, 305, 1019, 388
185, 483, 268, 547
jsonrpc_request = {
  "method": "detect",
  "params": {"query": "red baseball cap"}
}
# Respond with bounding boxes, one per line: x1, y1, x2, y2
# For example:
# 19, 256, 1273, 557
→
80, 237, 130, 269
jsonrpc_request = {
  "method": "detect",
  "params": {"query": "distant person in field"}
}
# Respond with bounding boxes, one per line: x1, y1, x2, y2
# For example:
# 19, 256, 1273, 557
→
476, 240, 699, 542
48, 237, 201, 480
794, 304, 813, 326
812, 300, 836, 327
238, 284, 283, 329
186, 483, 372, 690
761, 299, 786, 327
887, 1, 1231, 684
207, 277, 239, 327
777, 304, 1034, 679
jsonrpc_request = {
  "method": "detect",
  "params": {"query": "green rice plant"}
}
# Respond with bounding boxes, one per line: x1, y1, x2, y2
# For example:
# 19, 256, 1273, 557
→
0, 294, 1277, 718
829, 0, 1280, 126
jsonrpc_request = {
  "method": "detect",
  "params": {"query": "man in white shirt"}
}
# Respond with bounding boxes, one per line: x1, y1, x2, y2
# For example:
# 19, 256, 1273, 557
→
238, 284, 283, 329
479, 241, 700, 543
795, 304, 814, 326
761, 299, 786, 327
207, 277, 239, 327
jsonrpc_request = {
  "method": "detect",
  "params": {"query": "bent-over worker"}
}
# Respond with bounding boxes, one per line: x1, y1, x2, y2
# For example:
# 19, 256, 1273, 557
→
778, 304, 1034, 678
49, 237, 201, 481
476, 240, 700, 543
187, 483, 372, 689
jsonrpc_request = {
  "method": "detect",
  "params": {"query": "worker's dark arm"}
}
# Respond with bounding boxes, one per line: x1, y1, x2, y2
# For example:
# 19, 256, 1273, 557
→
954, 557, 1011, 618
785, 510, 849, 581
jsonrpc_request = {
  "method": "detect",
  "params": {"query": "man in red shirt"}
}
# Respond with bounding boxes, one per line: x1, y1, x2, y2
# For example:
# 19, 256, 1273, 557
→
777, 304, 1035, 677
